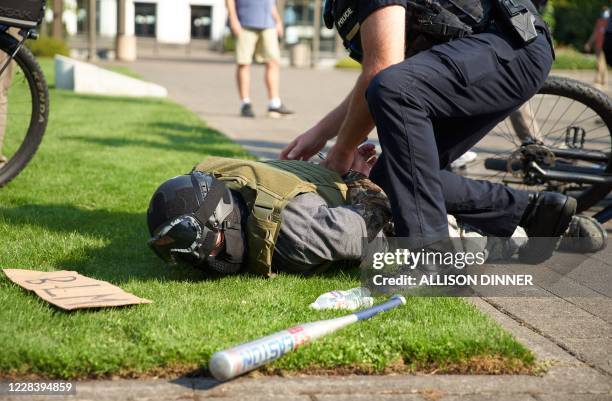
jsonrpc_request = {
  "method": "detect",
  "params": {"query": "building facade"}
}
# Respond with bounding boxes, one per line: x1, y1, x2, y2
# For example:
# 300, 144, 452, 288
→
61, 0, 339, 57
64, 0, 228, 44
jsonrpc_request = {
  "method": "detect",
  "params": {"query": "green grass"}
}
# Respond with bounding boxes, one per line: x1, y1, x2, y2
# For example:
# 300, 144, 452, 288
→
0, 59, 534, 379
552, 47, 599, 70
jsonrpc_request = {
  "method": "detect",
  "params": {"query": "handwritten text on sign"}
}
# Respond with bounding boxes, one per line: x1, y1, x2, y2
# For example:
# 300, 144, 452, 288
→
2, 269, 152, 310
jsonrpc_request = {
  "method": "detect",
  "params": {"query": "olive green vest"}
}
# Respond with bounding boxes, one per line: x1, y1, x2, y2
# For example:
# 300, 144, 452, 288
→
193, 157, 348, 276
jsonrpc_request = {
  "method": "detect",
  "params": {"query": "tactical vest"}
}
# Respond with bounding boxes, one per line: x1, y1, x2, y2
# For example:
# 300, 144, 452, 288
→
193, 157, 348, 276
405, 0, 494, 56
328, 0, 493, 60
328, 0, 543, 60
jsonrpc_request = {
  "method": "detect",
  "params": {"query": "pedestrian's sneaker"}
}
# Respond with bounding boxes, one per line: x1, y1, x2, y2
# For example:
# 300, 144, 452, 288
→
267, 104, 294, 118
559, 215, 607, 253
450, 150, 478, 170
240, 103, 255, 118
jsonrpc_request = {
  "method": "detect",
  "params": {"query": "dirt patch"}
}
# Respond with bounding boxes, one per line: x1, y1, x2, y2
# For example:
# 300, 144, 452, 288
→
261, 354, 542, 377
420, 388, 446, 401
0, 355, 545, 381
0, 364, 206, 381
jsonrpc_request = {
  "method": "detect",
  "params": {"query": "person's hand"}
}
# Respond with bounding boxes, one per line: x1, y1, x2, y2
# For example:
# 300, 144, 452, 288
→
280, 127, 328, 160
276, 21, 284, 39
584, 42, 592, 53
350, 143, 378, 176
321, 145, 355, 176
230, 18, 242, 37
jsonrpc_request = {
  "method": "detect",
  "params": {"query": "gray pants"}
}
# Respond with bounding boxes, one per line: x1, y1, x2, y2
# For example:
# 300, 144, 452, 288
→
273, 192, 382, 274
0, 51, 14, 160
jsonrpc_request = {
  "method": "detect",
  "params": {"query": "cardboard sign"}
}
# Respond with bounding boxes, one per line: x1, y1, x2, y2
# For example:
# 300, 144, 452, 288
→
2, 269, 152, 310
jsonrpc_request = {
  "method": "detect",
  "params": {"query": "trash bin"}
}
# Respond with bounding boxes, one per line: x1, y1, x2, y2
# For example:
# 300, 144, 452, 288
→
290, 42, 311, 68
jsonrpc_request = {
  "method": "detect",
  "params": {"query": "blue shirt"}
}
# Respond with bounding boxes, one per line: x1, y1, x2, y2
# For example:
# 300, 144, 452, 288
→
236, 0, 276, 30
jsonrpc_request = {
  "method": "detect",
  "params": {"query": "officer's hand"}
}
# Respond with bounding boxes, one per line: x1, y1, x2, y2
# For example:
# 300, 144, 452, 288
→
280, 128, 327, 160
321, 145, 355, 176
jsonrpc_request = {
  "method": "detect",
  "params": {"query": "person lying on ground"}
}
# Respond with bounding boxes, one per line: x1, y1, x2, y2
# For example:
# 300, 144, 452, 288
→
146, 145, 606, 276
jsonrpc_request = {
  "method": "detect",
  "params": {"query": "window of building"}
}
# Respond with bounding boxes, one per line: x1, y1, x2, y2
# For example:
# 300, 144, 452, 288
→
283, 1, 337, 53
191, 5, 212, 39
284, 0, 315, 27
134, 2, 157, 37
76, 0, 100, 35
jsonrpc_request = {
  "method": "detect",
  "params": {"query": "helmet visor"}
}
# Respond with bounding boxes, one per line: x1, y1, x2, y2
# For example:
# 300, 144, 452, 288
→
148, 215, 208, 263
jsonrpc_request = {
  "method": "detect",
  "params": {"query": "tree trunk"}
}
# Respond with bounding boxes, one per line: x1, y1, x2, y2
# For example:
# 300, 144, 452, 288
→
312, 0, 321, 68
52, 0, 64, 39
88, 0, 97, 60
116, 0, 125, 56
117, 0, 126, 37
115, 0, 137, 61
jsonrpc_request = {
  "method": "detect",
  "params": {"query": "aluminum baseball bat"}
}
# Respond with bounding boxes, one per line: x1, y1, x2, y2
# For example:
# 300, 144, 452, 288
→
209, 295, 406, 381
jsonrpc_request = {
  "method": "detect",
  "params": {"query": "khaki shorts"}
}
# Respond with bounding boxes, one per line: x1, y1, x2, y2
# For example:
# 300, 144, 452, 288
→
235, 28, 280, 65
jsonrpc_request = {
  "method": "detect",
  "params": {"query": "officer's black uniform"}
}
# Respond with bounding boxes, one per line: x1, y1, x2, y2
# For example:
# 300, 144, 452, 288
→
360, 0, 554, 245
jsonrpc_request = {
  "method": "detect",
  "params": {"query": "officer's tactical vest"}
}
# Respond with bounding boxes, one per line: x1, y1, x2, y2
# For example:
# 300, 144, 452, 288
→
329, 0, 493, 60
410, 0, 493, 38
193, 157, 348, 276
405, 0, 495, 55
330, 0, 543, 59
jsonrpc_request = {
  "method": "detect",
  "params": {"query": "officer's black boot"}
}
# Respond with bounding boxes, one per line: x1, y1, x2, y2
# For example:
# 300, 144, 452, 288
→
518, 192, 577, 264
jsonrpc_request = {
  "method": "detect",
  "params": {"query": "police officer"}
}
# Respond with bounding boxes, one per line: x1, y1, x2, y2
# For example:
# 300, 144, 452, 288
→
281, 0, 575, 263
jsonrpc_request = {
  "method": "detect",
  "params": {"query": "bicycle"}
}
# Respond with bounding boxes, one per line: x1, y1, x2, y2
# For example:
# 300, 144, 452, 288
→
0, 0, 48, 187
471, 75, 612, 223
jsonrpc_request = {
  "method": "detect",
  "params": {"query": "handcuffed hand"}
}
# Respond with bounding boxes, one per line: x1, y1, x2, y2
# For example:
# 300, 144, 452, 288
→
321, 145, 355, 176
350, 143, 378, 176
322, 143, 377, 177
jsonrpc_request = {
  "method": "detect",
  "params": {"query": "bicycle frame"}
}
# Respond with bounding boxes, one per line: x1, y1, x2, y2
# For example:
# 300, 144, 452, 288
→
0, 26, 37, 77
484, 141, 612, 223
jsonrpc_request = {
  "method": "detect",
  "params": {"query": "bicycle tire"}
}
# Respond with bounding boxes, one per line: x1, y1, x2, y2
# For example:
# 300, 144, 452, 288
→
537, 76, 612, 212
0, 31, 48, 187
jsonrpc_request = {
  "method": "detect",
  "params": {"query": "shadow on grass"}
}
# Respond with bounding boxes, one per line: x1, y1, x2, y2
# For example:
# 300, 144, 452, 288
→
63, 121, 251, 158
57, 92, 170, 106
0, 203, 213, 284
1, 201, 363, 286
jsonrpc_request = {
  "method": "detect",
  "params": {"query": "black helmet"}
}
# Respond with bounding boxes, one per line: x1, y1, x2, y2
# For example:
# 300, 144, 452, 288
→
147, 171, 244, 272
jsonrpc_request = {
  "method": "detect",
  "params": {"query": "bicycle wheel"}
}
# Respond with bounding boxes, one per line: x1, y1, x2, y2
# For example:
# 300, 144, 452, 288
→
0, 31, 48, 187
471, 76, 612, 213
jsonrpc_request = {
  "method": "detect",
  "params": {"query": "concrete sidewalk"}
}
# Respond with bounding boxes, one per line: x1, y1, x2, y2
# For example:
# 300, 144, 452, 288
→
94, 52, 612, 400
